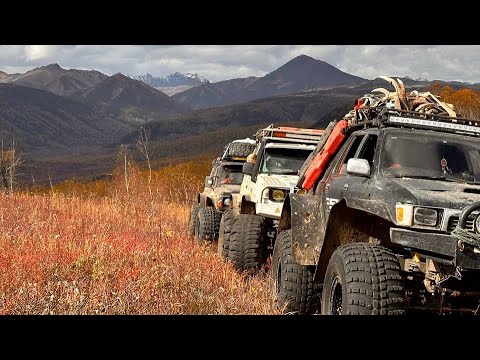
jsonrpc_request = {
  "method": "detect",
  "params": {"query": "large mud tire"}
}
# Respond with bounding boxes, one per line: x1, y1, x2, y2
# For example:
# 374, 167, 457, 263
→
212, 209, 222, 241
188, 204, 201, 237
321, 243, 405, 315
217, 209, 235, 258
195, 207, 216, 244
269, 229, 320, 314
227, 214, 268, 272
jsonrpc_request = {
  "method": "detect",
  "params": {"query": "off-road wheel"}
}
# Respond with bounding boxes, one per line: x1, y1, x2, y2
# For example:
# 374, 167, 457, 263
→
195, 207, 216, 244
217, 209, 235, 258
225, 142, 256, 158
188, 204, 201, 237
212, 209, 222, 241
269, 229, 320, 314
321, 243, 405, 315
227, 214, 267, 272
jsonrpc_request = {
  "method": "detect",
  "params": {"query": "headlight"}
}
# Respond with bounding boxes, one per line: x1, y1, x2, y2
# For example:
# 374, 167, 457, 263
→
396, 203, 439, 227
414, 207, 438, 227
271, 189, 286, 202
223, 198, 231, 206
396, 203, 413, 226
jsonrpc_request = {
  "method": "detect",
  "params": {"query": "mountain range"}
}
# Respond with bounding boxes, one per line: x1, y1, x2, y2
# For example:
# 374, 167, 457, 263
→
128, 72, 210, 87
172, 55, 366, 109
127, 72, 210, 96
0, 54, 477, 185
0, 63, 107, 96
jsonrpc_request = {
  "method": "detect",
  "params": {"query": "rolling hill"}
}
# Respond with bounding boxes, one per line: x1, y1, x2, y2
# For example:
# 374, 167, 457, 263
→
0, 82, 136, 153
172, 76, 259, 109
69, 73, 190, 123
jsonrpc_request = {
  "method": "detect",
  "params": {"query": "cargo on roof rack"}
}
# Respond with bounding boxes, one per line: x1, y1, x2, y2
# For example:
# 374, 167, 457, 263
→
255, 124, 325, 144
344, 109, 480, 137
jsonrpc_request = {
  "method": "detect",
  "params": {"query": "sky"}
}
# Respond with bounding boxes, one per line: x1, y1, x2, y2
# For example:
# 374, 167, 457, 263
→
1, 45, 480, 84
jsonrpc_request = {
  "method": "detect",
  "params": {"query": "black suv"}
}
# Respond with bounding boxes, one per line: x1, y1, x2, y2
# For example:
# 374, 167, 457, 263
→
270, 110, 480, 315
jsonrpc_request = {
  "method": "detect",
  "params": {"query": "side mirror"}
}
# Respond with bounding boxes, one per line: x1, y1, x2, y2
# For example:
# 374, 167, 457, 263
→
242, 162, 254, 176
205, 176, 213, 187
346, 158, 371, 177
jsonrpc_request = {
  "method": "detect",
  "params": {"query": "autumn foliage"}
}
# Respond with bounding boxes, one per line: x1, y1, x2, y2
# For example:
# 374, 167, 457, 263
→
0, 158, 278, 314
430, 83, 480, 119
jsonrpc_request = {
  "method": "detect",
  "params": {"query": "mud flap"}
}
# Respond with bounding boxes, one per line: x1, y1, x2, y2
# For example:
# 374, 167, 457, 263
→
290, 193, 326, 266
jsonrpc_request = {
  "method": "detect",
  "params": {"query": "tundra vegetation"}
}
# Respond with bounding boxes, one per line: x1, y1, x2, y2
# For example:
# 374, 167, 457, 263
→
0, 150, 278, 314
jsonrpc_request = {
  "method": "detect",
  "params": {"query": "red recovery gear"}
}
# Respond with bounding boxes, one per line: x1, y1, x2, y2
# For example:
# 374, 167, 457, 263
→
353, 98, 363, 110
301, 120, 348, 191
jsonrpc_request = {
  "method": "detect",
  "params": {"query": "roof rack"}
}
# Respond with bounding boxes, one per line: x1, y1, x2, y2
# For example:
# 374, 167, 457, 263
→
255, 124, 325, 144
345, 109, 480, 137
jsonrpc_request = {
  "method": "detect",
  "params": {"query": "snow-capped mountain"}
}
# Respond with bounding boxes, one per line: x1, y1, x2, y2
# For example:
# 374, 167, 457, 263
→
127, 72, 210, 88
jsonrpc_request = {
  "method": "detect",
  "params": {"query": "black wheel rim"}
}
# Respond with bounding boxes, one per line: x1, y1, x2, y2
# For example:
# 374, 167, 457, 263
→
329, 276, 342, 315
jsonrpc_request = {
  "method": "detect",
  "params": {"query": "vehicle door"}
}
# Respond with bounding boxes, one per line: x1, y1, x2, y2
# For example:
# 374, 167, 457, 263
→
342, 132, 379, 209
318, 132, 367, 217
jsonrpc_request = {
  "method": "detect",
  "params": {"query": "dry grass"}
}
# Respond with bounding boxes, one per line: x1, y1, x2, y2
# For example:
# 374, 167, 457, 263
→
0, 163, 279, 315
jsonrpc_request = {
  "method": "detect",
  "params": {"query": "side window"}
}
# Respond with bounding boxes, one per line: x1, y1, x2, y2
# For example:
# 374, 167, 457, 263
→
211, 167, 219, 186
335, 135, 365, 175
357, 134, 378, 167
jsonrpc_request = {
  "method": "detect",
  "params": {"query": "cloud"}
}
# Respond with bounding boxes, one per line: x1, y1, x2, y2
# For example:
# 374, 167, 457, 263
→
24, 45, 52, 61
1, 45, 480, 83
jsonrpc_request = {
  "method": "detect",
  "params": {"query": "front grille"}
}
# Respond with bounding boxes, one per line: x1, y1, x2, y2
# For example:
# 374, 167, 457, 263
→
447, 214, 475, 233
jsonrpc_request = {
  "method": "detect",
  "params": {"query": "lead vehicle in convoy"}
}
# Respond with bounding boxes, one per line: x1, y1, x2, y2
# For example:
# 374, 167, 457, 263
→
270, 77, 480, 314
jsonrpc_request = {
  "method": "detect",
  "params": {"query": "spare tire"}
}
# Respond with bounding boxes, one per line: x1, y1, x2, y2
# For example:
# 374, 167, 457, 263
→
224, 142, 256, 159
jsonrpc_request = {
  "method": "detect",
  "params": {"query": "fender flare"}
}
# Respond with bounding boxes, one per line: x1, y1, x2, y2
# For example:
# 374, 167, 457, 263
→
279, 192, 327, 266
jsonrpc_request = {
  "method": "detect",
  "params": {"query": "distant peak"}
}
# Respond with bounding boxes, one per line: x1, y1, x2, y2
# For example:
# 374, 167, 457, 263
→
282, 54, 322, 67
43, 63, 63, 70
111, 73, 129, 79
295, 54, 315, 61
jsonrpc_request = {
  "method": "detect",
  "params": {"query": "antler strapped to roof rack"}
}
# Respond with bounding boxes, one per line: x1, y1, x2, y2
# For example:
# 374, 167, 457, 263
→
338, 76, 480, 136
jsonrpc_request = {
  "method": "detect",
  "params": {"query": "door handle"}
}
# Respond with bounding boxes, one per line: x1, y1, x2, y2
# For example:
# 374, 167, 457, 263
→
343, 184, 349, 191
325, 183, 330, 190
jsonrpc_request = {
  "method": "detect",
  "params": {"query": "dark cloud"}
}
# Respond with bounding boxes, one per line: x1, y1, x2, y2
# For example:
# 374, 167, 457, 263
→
1, 45, 479, 83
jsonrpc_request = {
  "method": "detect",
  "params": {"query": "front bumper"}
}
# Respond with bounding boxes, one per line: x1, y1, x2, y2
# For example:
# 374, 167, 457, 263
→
390, 228, 480, 270
256, 202, 283, 219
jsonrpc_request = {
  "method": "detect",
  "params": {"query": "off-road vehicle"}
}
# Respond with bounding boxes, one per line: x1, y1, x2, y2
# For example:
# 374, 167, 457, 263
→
270, 83, 480, 315
219, 126, 324, 271
188, 138, 256, 244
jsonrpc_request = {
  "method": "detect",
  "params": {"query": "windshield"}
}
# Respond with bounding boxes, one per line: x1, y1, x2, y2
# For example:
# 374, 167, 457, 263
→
217, 165, 244, 185
382, 131, 480, 184
260, 148, 312, 175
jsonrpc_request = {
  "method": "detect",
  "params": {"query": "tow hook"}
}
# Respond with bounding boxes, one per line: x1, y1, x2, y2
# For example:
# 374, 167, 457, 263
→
452, 202, 480, 250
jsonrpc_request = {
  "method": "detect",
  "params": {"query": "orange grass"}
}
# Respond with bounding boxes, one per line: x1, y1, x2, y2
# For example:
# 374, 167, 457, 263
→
0, 163, 279, 314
